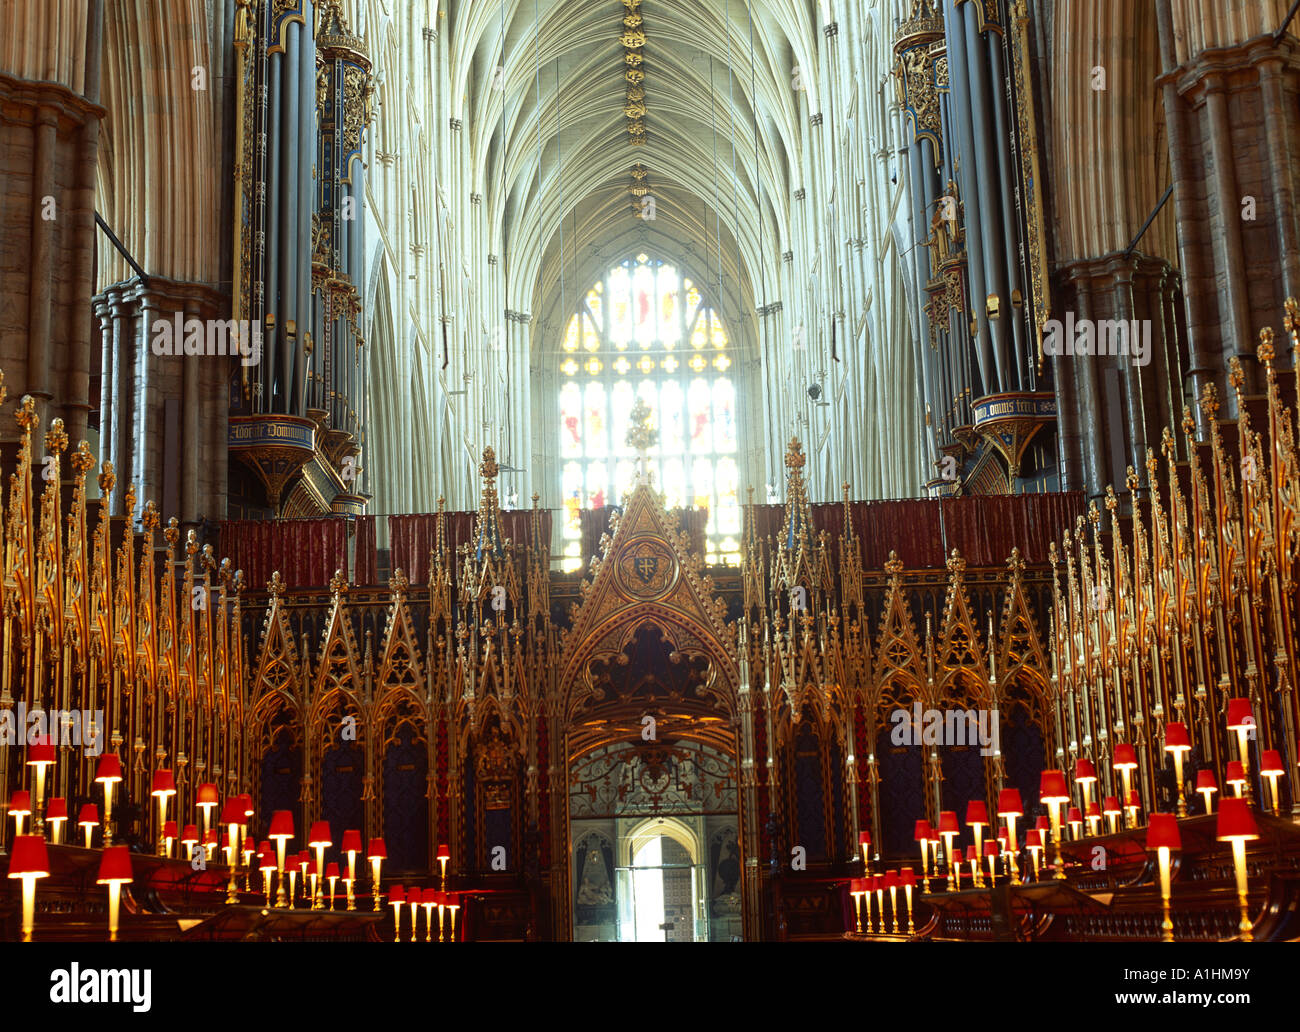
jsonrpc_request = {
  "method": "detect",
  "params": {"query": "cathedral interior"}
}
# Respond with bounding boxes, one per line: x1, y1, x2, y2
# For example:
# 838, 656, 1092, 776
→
3, 0, 1300, 962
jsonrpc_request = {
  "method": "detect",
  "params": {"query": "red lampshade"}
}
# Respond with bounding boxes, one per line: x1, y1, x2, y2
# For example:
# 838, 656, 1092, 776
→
388, 883, 405, 903
1086, 801, 1101, 818
341, 829, 363, 854
1226, 697, 1254, 731
26, 739, 55, 766
1040, 769, 1070, 803
7, 835, 50, 878
1074, 758, 1097, 783
325, 863, 341, 879
868, 875, 882, 892
1025, 829, 1042, 848
965, 800, 989, 826
150, 769, 176, 797
238, 794, 254, 818
181, 824, 199, 844
883, 870, 900, 889
297, 851, 311, 870
426, 888, 443, 906
1215, 797, 1260, 842
203, 829, 219, 846
1067, 806, 1082, 824
996, 788, 1023, 817
937, 810, 960, 835
257, 841, 276, 869
1103, 795, 1122, 815
308, 821, 332, 847
367, 837, 387, 861
195, 783, 220, 807
77, 803, 99, 827
983, 838, 1000, 856
436, 843, 451, 861
1164, 723, 1191, 751
446, 893, 460, 909
1146, 813, 1181, 851
94, 753, 123, 783
1260, 750, 1284, 776
913, 819, 933, 842
1226, 760, 1246, 784
219, 799, 244, 825
965, 845, 978, 862
162, 820, 178, 839
1112, 745, 1137, 770
1196, 770, 1218, 792
268, 810, 295, 840
899, 868, 917, 888
1035, 815, 1050, 832
1127, 791, 1141, 808
96, 845, 133, 884
8, 790, 31, 816
858, 830, 871, 846
46, 798, 68, 822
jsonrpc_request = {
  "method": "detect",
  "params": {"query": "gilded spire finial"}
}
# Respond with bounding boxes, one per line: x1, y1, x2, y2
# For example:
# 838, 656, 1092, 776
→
1258, 327, 1275, 365
44, 418, 68, 456
1199, 382, 1219, 420
625, 398, 658, 453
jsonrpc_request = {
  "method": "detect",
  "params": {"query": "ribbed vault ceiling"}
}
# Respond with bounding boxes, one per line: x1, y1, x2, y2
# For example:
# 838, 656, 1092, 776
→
449, 0, 833, 344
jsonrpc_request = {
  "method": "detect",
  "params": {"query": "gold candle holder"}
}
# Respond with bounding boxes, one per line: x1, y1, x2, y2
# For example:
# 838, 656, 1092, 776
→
390, 891, 404, 942
901, 872, 915, 933
1216, 798, 1259, 943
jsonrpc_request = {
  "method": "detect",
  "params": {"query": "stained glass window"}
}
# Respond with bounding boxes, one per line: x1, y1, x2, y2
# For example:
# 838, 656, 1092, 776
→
558, 255, 740, 570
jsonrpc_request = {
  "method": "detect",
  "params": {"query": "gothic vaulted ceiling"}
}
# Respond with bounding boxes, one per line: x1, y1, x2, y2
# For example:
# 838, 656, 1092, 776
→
449, 0, 838, 343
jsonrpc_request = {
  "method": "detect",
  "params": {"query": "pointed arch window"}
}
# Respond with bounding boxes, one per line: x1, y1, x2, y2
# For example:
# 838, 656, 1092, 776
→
558, 255, 740, 570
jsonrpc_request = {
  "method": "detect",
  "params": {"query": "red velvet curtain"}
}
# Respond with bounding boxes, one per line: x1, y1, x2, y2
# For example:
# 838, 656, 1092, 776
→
353, 516, 377, 585
580, 505, 620, 562
673, 508, 707, 557
387, 510, 552, 586
940, 492, 1084, 565
741, 493, 1085, 569
220, 518, 352, 590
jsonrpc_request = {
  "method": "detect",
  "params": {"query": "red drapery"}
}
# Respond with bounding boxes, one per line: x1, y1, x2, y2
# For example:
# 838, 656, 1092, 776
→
219, 518, 353, 590
354, 516, 377, 585
743, 492, 1084, 569
388, 510, 553, 586
221, 493, 1081, 590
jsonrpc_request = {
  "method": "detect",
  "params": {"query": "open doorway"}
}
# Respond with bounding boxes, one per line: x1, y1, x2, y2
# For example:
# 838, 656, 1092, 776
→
616, 817, 704, 942
568, 740, 742, 941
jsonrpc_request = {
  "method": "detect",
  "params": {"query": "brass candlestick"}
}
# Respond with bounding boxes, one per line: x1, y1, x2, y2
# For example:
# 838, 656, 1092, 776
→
1048, 802, 1066, 879
1157, 846, 1174, 943
1230, 838, 1252, 942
